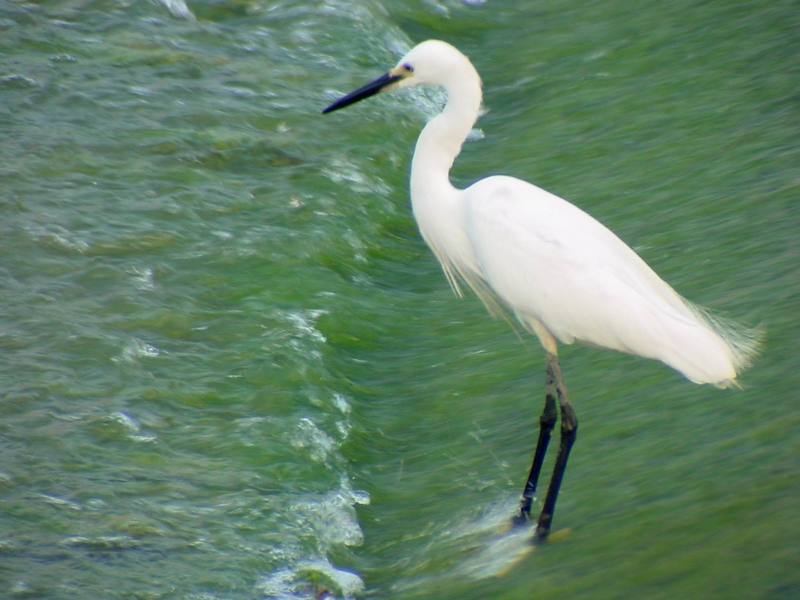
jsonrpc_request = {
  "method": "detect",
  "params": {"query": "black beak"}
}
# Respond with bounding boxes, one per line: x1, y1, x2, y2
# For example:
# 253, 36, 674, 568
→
322, 72, 402, 114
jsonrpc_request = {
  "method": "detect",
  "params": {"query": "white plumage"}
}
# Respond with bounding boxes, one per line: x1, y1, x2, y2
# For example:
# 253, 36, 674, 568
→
463, 175, 750, 385
323, 39, 759, 537
388, 40, 757, 387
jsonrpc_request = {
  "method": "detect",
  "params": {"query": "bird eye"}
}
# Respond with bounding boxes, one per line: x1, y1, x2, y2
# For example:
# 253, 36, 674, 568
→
402, 63, 414, 73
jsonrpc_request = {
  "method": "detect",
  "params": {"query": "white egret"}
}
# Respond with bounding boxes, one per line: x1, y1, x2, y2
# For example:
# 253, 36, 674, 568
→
323, 40, 759, 539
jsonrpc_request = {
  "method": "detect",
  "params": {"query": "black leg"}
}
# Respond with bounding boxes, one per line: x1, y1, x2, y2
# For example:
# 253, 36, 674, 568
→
535, 355, 578, 540
514, 359, 558, 525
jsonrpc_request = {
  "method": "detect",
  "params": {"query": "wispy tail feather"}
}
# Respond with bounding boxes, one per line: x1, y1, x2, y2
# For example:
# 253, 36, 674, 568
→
686, 302, 764, 388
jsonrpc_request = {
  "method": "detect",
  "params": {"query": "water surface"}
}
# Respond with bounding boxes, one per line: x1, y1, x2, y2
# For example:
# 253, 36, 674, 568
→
1, 1, 798, 598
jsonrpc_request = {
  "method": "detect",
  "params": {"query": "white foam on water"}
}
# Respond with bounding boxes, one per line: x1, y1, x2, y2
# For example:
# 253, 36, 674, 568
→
291, 417, 337, 464
114, 337, 161, 363
109, 411, 157, 443
129, 265, 155, 290
257, 557, 364, 600
155, 0, 196, 21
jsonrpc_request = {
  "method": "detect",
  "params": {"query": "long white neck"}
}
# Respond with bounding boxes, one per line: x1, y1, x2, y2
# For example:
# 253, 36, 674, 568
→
410, 69, 482, 200
408, 61, 483, 293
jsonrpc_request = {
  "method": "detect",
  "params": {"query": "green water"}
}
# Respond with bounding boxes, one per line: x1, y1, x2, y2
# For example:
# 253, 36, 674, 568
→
2, 1, 798, 598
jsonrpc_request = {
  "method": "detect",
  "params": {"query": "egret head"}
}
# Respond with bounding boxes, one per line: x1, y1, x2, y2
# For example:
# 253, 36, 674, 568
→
322, 40, 476, 114
390, 40, 474, 88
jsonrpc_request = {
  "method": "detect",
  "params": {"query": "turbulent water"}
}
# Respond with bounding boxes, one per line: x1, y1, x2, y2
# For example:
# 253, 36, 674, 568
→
1, 1, 798, 598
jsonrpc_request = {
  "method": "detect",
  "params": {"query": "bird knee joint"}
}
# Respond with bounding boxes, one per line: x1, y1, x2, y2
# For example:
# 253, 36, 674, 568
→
540, 405, 557, 430
560, 405, 578, 434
